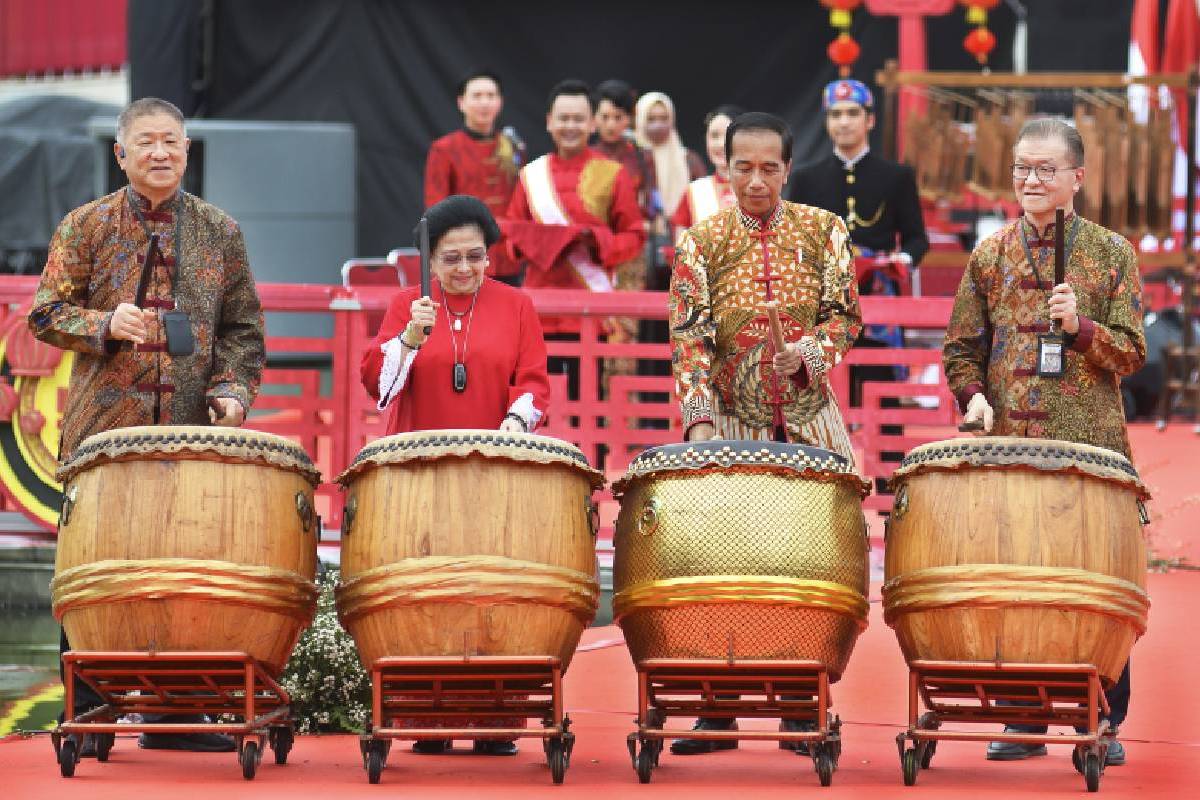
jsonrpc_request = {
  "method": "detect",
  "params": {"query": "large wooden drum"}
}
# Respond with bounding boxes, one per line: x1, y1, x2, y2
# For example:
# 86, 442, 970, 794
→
335, 430, 604, 670
612, 442, 870, 680
51, 426, 322, 676
883, 437, 1150, 686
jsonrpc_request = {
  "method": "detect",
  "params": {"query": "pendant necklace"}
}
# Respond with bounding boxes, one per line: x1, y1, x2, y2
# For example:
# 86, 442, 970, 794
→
442, 283, 480, 393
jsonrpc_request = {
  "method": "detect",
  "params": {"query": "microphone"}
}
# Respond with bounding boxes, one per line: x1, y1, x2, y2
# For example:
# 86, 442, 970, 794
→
502, 125, 526, 167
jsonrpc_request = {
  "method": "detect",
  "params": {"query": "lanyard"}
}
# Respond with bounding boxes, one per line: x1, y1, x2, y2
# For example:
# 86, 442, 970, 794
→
127, 185, 184, 289
1018, 214, 1080, 292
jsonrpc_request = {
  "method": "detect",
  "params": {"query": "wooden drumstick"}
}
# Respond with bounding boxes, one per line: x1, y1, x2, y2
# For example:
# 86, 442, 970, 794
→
763, 301, 788, 354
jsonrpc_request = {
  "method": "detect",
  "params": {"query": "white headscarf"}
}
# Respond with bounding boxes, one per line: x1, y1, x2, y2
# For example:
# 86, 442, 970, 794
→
635, 91, 690, 219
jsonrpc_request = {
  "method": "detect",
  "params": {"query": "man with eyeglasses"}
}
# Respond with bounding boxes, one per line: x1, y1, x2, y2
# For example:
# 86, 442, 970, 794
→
30, 96, 265, 755
943, 118, 1145, 766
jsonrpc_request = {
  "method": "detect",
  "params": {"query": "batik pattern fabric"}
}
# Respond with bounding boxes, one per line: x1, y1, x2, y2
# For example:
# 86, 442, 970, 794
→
670, 202, 862, 463
28, 187, 265, 462
943, 215, 1145, 458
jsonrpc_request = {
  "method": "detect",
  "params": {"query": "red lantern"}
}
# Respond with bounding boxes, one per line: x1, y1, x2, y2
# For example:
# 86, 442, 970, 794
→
828, 32, 862, 75
5, 324, 62, 377
963, 26, 997, 63
820, 0, 864, 9
957, 0, 999, 8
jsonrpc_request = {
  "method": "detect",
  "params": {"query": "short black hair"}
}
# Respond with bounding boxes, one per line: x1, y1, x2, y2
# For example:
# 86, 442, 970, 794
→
416, 194, 501, 252
546, 79, 594, 114
703, 104, 746, 130
457, 70, 502, 98
595, 79, 636, 116
725, 112, 793, 164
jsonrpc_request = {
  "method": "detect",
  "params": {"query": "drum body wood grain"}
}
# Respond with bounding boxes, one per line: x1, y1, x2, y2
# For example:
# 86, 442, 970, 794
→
612, 442, 870, 681
336, 431, 603, 670
883, 437, 1149, 686
51, 426, 322, 677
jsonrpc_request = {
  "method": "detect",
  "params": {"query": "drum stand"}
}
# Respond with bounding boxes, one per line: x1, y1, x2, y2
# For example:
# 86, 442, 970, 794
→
52, 650, 294, 780
626, 658, 842, 786
896, 660, 1115, 792
358, 655, 574, 785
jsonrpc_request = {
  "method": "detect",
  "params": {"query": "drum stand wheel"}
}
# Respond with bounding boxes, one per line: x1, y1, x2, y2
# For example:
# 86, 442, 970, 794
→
627, 658, 841, 786
51, 650, 293, 780
896, 660, 1114, 792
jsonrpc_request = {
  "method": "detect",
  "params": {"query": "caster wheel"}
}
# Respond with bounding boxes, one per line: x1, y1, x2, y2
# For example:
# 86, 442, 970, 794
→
271, 727, 293, 765
548, 741, 567, 785
59, 738, 78, 778
816, 747, 835, 787
902, 747, 919, 787
240, 741, 259, 781
367, 744, 384, 785
920, 739, 937, 769
1072, 745, 1086, 774
1084, 752, 1101, 792
96, 733, 114, 763
636, 744, 654, 784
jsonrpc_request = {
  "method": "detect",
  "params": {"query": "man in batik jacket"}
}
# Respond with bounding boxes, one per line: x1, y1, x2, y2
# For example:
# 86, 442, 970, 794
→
29, 97, 264, 755
671, 112, 862, 464
944, 118, 1143, 765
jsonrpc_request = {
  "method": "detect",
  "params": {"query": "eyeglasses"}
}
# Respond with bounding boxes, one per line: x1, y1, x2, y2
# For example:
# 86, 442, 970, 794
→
1011, 163, 1075, 183
435, 250, 488, 268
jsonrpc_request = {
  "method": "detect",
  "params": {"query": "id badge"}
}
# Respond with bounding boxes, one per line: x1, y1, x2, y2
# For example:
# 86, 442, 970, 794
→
1036, 333, 1065, 378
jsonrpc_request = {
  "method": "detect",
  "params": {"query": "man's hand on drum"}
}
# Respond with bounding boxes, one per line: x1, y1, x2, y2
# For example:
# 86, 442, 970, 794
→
403, 296, 438, 347
686, 422, 716, 442
963, 392, 995, 434
107, 302, 156, 345
772, 341, 805, 377
208, 397, 245, 427
1048, 283, 1080, 334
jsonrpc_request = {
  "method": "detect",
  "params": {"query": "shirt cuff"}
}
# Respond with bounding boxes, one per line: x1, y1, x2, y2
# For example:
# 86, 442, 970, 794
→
1070, 316, 1095, 353
956, 382, 985, 414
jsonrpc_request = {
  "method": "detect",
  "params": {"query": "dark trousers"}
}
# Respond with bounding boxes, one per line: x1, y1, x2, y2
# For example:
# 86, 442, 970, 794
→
1003, 660, 1131, 733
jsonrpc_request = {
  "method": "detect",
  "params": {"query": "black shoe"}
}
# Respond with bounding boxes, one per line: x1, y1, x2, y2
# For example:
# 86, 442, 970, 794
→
669, 719, 738, 756
138, 732, 236, 752
412, 739, 452, 754
472, 740, 518, 756
1104, 738, 1126, 766
77, 734, 98, 758
779, 719, 815, 754
986, 726, 1048, 761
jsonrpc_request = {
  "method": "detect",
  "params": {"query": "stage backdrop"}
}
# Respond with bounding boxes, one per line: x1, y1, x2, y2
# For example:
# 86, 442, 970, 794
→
129, 0, 1132, 262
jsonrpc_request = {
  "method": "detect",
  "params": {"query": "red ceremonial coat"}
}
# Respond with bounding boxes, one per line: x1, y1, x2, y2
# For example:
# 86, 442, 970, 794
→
502, 149, 645, 334
424, 129, 521, 277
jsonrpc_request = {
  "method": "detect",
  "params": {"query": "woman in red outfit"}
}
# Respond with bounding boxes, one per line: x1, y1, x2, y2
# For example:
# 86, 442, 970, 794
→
362, 194, 550, 436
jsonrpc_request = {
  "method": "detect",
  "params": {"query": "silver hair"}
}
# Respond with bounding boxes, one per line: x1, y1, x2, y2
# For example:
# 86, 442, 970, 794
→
116, 97, 186, 145
1014, 118, 1084, 168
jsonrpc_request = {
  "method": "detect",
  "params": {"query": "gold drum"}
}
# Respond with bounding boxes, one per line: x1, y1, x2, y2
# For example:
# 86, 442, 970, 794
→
612, 441, 870, 681
883, 436, 1150, 686
336, 430, 603, 670
51, 425, 322, 677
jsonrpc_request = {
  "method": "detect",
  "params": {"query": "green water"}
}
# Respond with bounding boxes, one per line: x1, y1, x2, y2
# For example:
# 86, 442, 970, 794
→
0, 609, 61, 735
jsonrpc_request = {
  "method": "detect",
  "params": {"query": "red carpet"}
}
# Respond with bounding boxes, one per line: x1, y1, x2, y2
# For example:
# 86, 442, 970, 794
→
3, 571, 1197, 798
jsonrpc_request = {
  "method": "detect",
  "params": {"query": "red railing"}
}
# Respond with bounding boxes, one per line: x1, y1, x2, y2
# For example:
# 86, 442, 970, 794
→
0, 277, 957, 531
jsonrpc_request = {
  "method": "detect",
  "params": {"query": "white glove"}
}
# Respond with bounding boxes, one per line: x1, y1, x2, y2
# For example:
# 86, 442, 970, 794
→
963, 392, 994, 434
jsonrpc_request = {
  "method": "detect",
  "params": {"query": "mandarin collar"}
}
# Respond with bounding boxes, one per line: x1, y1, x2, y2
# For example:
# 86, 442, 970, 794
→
738, 202, 784, 232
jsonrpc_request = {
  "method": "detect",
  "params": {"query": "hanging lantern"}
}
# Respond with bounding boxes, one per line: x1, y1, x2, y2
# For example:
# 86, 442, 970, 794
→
821, 0, 865, 76
958, 0, 1000, 65
828, 33, 863, 75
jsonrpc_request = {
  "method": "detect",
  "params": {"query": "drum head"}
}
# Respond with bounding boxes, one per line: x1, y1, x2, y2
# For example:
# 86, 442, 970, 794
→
337, 429, 604, 488
613, 440, 868, 497
59, 425, 321, 486
891, 436, 1147, 498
